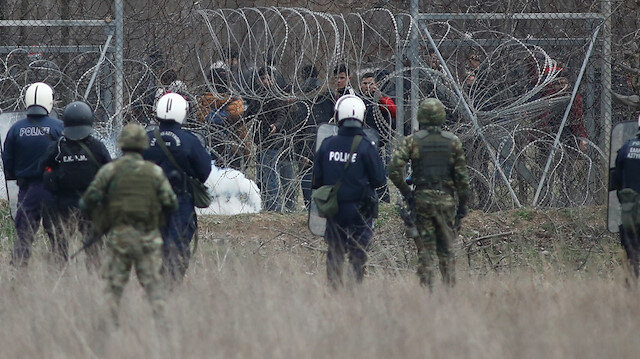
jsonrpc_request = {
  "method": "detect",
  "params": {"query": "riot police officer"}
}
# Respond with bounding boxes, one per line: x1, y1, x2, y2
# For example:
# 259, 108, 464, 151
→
41, 101, 111, 265
312, 94, 386, 289
611, 116, 640, 279
2, 82, 64, 266
143, 92, 212, 282
388, 98, 469, 288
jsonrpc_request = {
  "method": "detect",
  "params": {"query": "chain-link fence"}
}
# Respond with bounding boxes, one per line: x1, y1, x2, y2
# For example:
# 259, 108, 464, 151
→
1, 0, 639, 215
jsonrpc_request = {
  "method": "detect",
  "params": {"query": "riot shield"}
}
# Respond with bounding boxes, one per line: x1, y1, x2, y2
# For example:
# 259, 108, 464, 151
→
608, 121, 639, 233
0, 112, 26, 219
308, 123, 380, 236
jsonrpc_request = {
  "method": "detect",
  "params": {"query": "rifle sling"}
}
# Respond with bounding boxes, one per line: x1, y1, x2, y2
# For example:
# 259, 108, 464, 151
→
75, 140, 101, 167
153, 128, 187, 174
28, 118, 54, 141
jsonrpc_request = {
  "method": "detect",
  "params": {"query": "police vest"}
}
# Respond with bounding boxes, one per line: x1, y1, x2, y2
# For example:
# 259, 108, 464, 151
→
412, 129, 454, 192
54, 139, 101, 193
106, 159, 163, 231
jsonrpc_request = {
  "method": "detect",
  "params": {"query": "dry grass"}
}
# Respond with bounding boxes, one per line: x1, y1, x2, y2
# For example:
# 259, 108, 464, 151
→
0, 204, 635, 359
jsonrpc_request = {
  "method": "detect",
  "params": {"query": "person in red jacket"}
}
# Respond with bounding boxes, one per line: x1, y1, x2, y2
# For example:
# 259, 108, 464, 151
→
359, 72, 397, 140
359, 71, 397, 202
538, 76, 587, 151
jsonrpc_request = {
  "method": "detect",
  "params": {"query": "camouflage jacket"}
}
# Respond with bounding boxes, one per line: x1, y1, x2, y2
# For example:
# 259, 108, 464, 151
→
388, 126, 469, 204
82, 152, 178, 231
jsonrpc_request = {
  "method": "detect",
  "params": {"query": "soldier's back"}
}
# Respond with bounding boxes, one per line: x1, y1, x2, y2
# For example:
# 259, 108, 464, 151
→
106, 155, 166, 231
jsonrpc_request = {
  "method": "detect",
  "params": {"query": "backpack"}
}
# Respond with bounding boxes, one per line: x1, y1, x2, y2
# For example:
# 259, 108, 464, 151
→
44, 138, 101, 193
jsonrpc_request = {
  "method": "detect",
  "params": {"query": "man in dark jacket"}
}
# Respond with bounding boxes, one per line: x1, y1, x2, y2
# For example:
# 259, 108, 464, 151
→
245, 67, 296, 212
144, 92, 212, 282
41, 101, 111, 265
2, 82, 64, 267
312, 94, 386, 289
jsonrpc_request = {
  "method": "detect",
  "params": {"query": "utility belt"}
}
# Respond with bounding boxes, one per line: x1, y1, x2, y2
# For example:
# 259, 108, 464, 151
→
414, 182, 454, 197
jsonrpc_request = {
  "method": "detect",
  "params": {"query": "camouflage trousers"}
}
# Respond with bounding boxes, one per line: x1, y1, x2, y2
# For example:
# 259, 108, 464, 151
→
102, 225, 165, 322
414, 190, 456, 288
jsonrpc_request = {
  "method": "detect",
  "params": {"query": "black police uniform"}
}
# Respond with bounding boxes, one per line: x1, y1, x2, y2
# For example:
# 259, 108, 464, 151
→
612, 133, 640, 277
2, 113, 63, 265
41, 135, 111, 262
143, 121, 212, 281
312, 126, 386, 288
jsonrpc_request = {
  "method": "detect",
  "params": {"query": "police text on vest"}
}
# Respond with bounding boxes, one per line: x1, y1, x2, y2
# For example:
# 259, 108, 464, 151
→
20, 126, 50, 136
329, 151, 357, 163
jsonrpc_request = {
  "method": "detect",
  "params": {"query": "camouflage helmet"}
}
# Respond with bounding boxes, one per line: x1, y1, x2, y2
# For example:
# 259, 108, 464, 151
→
117, 123, 149, 151
417, 98, 446, 126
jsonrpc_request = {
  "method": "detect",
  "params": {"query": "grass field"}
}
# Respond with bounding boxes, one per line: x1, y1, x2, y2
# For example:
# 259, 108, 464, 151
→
0, 204, 635, 358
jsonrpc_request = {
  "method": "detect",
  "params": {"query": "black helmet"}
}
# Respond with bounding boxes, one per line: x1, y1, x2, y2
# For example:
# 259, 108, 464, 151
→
62, 101, 94, 140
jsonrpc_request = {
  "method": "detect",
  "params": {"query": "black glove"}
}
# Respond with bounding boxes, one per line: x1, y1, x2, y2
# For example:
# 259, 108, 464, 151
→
453, 206, 465, 232
456, 205, 468, 219
359, 192, 379, 219
404, 191, 415, 209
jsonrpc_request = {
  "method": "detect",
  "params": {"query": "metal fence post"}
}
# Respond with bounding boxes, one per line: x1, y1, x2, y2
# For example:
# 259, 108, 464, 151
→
601, 0, 612, 154
410, 0, 419, 132
395, 14, 405, 138
114, 0, 124, 132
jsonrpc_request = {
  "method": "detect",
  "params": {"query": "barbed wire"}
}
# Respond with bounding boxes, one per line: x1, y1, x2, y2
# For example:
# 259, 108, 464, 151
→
1, 2, 639, 213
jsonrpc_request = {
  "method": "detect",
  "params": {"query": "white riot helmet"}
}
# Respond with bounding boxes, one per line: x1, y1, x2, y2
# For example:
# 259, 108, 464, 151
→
334, 94, 365, 127
25, 82, 54, 116
156, 92, 189, 124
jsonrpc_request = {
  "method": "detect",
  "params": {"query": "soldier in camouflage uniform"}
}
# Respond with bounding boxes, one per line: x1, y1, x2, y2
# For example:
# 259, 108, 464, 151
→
388, 98, 469, 288
81, 124, 178, 322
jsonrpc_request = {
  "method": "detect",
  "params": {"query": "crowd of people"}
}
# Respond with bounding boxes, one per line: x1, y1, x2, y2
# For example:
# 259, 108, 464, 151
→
2, 47, 611, 327
189, 55, 399, 212
1, 78, 470, 323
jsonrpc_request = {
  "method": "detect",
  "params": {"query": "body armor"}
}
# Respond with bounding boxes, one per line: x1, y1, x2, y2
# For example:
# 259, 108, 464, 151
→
412, 130, 454, 193
106, 159, 162, 231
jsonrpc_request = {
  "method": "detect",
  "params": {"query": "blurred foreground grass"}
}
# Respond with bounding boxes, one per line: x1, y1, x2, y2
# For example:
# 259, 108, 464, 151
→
0, 202, 632, 358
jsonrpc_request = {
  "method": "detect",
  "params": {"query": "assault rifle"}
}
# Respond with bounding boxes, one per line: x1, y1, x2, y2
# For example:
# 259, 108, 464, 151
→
70, 199, 108, 260
398, 177, 418, 238
397, 196, 418, 238
69, 234, 102, 260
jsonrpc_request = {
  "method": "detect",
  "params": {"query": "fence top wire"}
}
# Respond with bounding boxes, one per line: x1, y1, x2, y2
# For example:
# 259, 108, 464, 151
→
0, 3, 635, 212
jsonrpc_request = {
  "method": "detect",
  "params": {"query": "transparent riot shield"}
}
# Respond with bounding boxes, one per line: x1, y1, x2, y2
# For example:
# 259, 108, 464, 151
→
608, 121, 639, 233
308, 123, 380, 236
0, 112, 26, 219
